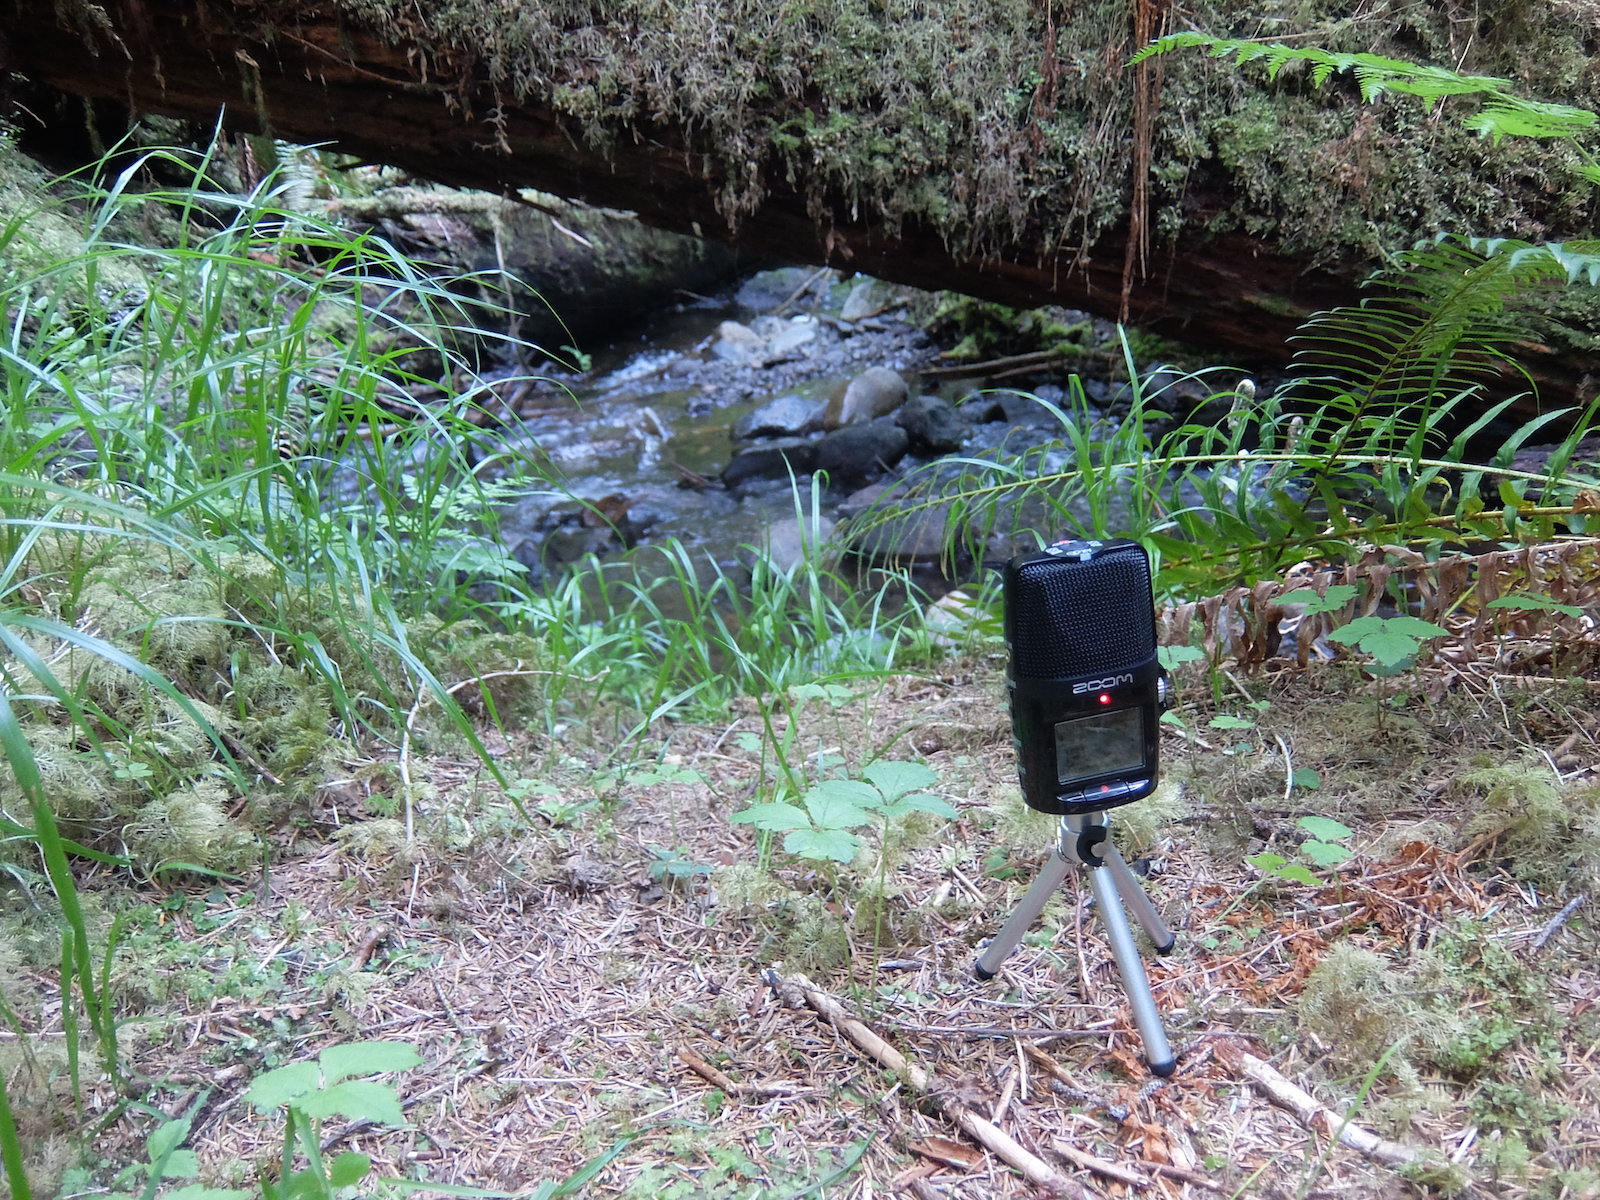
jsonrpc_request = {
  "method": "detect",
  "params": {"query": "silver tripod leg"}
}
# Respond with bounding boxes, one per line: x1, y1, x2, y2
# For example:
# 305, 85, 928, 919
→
1084, 857, 1176, 1075
1101, 841, 1177, 955
973, 847, 1072, 981
972, 812, 1177, 1077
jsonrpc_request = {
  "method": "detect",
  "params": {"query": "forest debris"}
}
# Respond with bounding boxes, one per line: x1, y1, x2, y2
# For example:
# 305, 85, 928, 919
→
1530, 893, 1588, 951
778, 971, 1091, 1199
908, 1137, 983, 1171
676, 1046, 803, 1098
1214, 1041, 1419, 1168
1160, 538, 1600, 673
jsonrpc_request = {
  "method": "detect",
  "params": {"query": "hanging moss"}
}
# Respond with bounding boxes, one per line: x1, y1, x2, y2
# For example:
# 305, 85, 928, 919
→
309, 0, 1598, 272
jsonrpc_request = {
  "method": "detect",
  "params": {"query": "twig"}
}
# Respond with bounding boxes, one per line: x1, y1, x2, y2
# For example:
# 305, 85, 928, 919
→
1530, 893, 1587, 951
1215, 1042, 1418, 1168
777, 971, 1091, 1199
677, 1046, 804, 1098
1048, 1140, 1148, 1187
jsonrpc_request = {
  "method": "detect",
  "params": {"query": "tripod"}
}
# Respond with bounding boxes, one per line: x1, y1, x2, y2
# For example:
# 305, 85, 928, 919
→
974, 810, 1178, 1076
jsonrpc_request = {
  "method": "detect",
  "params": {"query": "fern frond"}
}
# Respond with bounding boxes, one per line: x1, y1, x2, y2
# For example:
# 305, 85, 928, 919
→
1286, 235, 1574, 428
1136, 33, 1600, 152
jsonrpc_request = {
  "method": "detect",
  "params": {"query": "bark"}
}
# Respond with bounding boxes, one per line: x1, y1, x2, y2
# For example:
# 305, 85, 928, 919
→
2, 1, 1596, 404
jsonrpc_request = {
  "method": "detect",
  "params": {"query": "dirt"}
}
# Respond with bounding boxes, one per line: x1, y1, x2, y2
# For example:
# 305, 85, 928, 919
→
14, 610, 1599, 1200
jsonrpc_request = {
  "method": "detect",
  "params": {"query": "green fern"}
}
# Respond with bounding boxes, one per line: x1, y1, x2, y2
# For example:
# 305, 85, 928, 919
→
1134, 33, 1600, 180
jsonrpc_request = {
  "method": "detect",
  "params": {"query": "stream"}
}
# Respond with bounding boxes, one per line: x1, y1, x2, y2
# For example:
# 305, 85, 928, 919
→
474, 267, 1169, 591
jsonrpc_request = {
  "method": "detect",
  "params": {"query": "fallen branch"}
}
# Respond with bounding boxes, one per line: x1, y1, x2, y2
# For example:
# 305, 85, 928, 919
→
1215, 1042, 1418, 1168
1530, 893, 1587, 951
677, 1046, 804, 1098
778, 971, 1090, 1199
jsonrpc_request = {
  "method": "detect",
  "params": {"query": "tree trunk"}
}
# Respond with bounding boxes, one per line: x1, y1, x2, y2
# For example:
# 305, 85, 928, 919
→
3, 1, 1596, 404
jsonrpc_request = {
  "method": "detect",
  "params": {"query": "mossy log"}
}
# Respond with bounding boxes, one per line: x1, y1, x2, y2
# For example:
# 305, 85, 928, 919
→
4, 1, 1598, 401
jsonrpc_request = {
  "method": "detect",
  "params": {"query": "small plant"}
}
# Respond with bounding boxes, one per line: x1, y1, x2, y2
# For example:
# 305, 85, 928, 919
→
731, 760, 955, 864
1327, 614, 1449, 672
106, 1117, 247, 1200
646, 844, 713, 886
244, 1040, 421, 1200
1248, 815, 1355, 885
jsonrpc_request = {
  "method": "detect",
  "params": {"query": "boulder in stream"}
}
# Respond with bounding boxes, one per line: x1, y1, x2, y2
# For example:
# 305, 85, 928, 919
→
825, 366, 909, 429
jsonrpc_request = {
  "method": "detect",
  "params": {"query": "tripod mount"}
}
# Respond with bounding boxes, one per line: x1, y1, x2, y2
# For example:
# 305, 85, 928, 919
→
974, 810, 1177, 1076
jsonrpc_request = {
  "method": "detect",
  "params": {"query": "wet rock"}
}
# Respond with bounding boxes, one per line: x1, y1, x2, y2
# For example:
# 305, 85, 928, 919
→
959, 393, 1010, 423
814, 419, 910, 487
755, 314, 820, 359
721, 438, 820, 491
825, 366, 909, 429
732, 393, 827, 441
761, 514, 837, 572
713, 320, 765, 362
895, 393, 967, 454
840, 277, 902, 322
733, 267, 819, 313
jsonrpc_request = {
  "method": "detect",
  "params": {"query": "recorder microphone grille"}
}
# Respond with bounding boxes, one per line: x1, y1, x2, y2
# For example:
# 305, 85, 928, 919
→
1006, 543, 1155, 679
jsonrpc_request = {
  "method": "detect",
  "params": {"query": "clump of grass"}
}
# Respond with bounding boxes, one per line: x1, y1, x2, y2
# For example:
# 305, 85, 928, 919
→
1296, 944, 1435, 1073
1458, 762, 1600, 889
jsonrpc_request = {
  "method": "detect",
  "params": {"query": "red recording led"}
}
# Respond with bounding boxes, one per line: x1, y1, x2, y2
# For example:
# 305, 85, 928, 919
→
1098, 692, 1113, 705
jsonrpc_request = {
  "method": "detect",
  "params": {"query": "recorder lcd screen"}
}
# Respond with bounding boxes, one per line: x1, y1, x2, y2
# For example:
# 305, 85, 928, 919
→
1054, 707, 1145, 786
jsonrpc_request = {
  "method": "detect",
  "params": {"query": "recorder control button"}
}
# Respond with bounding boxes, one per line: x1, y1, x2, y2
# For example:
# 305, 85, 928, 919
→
1093, 780, 1129, 800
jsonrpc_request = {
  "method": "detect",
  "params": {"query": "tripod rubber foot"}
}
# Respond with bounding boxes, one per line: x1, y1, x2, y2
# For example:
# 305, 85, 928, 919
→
1149, 1055, 1177, 1078
1153, 934, 1178, 956
973, 962, 997, 982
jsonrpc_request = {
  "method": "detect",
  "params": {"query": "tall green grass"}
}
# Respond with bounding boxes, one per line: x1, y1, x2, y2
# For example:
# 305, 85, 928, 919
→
0, 137, 573, 1188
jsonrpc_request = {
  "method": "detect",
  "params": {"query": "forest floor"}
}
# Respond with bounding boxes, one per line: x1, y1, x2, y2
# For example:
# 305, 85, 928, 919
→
43, 636, 1600, 1200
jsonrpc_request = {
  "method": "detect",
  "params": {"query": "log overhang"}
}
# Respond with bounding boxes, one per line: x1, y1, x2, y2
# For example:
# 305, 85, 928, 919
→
2, 0, 1596, 410
0, 1, 1356, 358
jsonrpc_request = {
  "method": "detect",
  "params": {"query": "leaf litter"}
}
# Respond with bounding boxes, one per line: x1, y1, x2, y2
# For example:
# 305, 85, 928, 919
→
9, 558, 1600, 1200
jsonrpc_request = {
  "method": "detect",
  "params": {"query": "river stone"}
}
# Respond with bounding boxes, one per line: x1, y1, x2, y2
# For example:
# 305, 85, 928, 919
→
732, 393, 827, 441
814, 419, 909, 487
721, 438, 820, 491
825, 366, 909, 429
761, 514, 837, 572
895, 393, 966, 454
713, 320, 765, 362
839, 277, 898, 321
755, 314, 820, 359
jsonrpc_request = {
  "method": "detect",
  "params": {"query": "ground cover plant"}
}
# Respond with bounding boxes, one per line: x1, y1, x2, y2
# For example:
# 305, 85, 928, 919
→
1, 47, 1599, 1200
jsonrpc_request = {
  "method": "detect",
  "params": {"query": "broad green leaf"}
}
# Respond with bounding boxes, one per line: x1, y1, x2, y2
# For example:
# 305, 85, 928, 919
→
1248, 852, 1319, 886
860, 760, 938, 803
1279, 584, 1359, 616
326, 1152, 372, 1188
1296, 816, 1352, 842
245, 1061, 320, 1112
145, 1119, 192, 1168
729, 801, 809, 832
296, 1080, 406, 1127
879, 793, 959, 821
783, 827, 859, 862
1488, 594, 1585, 618
1301, 840, 1353, 867
1290, 767, 1322, 791
319, 1041, 421, 1086
1158, 644, 1207, 668
803, 780, 878, 829
1209, 714, 1255, 730
163, 1150, 201, 1179
1328, 616, 1447, 666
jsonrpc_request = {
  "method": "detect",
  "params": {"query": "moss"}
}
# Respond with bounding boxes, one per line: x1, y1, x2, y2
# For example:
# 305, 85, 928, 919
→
1458, 763, 1600, 888
122, 779, 259, 873
314, 0, 1598, 278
